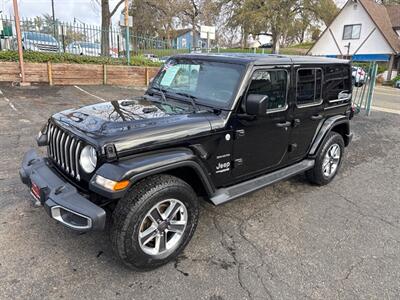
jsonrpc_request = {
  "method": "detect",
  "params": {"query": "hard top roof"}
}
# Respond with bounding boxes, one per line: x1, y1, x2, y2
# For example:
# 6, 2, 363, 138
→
172, 53, 350, 65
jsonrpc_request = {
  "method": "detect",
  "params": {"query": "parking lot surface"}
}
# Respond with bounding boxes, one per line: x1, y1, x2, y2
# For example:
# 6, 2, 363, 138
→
0, 85, 399, 299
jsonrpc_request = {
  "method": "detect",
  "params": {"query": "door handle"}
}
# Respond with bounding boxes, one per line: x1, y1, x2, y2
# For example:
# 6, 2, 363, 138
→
276, 121, 291, 128
311, 114, 323, 120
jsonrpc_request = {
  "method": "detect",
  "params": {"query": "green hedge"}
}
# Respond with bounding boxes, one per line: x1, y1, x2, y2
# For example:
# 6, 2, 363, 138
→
0, 51, 162, 67
352, 61, 388, 75
392, 75, 400, 85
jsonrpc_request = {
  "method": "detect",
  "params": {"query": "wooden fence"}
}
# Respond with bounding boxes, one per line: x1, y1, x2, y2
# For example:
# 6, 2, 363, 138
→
0, 62, 160, 86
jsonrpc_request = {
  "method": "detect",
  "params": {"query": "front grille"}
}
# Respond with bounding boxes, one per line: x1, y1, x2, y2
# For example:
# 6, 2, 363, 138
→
47, 123, 83, 181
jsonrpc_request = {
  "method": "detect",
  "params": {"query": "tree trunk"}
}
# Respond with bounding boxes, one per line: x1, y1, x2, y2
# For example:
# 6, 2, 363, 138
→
192, 17, 197, 50
272, 31, 281, 54
242, 28, 249, 49
101, 0, 111, 56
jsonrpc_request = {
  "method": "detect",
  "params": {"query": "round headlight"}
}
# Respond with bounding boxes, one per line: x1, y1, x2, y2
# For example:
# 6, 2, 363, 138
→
79, 145, 97, 173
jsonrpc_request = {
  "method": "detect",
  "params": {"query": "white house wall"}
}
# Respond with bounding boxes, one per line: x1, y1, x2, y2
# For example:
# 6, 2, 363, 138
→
310, 0, 394, 56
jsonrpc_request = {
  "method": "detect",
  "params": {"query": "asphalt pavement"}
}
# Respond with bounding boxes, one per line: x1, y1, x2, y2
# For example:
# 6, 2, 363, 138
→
0, 85, 399, 299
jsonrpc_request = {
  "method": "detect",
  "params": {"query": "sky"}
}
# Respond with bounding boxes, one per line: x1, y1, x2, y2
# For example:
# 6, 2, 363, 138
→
1, 0, 349, 27
0, 0, 125, 26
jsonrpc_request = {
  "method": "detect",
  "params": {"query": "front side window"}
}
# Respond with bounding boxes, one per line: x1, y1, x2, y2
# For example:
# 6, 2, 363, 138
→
153, 59, 245, 109
296, 69, 323, 106
247, 69, 288, 111
343, 24, 361, 40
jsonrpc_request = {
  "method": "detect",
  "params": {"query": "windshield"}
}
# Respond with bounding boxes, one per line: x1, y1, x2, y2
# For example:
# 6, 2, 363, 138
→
152, 59, 245, 109
24, 32, 57, 43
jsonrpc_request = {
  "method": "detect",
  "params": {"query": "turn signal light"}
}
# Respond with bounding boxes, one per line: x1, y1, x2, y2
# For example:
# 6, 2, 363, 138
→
113, 180, 130, 191
95, 175, 130, 191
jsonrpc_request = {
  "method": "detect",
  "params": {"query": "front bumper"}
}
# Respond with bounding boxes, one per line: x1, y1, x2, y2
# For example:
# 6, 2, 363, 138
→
19, 149, 106, 232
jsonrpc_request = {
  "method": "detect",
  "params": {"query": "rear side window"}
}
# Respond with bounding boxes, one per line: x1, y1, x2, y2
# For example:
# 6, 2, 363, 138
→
247, 69, 288, 111
325, 65, 351, 101
296, 68, 322, 106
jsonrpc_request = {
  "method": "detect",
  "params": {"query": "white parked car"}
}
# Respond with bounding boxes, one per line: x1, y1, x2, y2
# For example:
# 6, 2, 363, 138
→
143, 53, 160, 62
17, 31, 60, 53
66, 42, 118, 58
352, 66, 366, 87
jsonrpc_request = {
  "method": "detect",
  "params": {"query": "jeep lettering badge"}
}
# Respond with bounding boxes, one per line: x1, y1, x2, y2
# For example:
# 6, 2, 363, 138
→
216, 162, 231, 174
19, 54, 353, 270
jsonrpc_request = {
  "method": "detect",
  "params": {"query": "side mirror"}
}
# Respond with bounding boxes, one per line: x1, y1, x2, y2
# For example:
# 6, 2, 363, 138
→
246, 94, 268, 116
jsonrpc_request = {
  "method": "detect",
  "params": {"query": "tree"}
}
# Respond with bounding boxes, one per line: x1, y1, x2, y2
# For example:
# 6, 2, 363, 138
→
92, 0, 125, 56
176, 0, 222, 49
223, 0, 338, 53
42, 13, 60, 36
311, 0, 339, 26
129, 0, 178, 47
178, 0, 202, 48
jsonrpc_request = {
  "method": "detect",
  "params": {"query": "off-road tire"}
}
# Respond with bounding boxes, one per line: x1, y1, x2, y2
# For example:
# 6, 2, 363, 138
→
306, 131, 345, 186
110, 174, 199, 271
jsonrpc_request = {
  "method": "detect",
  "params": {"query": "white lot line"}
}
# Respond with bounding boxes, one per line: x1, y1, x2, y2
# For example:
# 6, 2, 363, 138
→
74, 85, 106, 102
375, 90, 400, 97
371, 106, 400, 115
0, 88, 18, 113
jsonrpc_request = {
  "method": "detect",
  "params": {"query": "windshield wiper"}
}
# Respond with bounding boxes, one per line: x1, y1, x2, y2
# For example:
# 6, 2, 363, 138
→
144, 94, 187, 113
174, 92, 199, 113
157, 85, 168, 104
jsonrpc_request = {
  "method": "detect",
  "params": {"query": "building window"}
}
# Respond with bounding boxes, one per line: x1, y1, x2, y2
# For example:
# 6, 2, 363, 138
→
296, 68, 323, 106
343, 24, 362, 40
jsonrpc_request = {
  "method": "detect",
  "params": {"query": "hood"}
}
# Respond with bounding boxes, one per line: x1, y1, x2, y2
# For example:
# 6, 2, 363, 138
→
52, 97, 219, 152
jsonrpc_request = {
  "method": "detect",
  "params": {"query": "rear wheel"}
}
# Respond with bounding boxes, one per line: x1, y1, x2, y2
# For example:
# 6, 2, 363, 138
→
307, 132, 344, 186
110, 174, 199, 270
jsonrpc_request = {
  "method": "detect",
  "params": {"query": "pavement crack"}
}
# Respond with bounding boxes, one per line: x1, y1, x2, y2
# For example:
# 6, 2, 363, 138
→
343, 258, 365, 281
330, 190, 399, 229
212, 214, 253, 300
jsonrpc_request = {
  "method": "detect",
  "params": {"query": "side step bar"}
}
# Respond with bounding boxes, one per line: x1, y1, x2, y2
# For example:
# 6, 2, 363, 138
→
210, 159, 315, 205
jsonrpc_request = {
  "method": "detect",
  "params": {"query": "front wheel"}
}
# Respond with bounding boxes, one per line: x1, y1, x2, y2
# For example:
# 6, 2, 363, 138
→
307, 132, 344, 186
110, 175, 199, 270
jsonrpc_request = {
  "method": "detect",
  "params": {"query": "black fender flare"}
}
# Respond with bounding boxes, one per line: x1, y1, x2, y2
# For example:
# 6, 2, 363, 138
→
308, 116, 351, 157
89, 148, 215, 199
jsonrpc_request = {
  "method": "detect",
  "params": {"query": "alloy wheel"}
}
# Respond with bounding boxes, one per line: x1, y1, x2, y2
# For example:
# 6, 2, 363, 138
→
138, 199, 187, 256
322, 143, 341, 178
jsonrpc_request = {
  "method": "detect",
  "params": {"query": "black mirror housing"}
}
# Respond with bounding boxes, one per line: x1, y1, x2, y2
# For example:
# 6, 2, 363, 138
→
246, 94, 268, 116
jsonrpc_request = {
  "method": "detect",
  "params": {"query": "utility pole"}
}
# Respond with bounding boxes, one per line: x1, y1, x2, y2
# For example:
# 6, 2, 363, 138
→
51, 0, 56, 37
12, 0, 28, 85
124, 0, 130, 65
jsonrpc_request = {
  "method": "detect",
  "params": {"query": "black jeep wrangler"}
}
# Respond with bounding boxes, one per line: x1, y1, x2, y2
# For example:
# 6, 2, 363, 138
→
20, 54, 353, 270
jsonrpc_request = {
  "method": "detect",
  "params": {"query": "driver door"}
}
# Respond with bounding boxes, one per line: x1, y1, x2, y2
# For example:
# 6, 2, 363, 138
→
232, 67, 292, 181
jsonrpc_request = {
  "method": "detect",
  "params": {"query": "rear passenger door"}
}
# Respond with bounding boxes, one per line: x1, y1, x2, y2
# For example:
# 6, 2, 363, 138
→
288, 67, 325, 162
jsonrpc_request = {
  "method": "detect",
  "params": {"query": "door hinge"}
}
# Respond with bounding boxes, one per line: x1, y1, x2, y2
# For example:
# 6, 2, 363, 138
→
288, 143, 298, 152
235, 129, 245, 138
293, 119, 301, 128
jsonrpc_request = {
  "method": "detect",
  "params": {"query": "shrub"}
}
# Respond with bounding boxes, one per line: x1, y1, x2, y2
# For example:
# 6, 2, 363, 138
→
0, 50, 162, 67
392, 75, 400, 86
